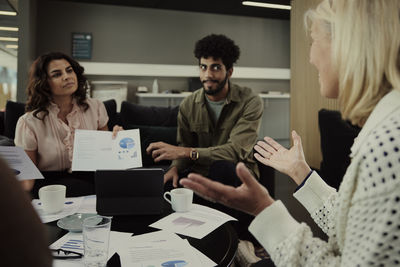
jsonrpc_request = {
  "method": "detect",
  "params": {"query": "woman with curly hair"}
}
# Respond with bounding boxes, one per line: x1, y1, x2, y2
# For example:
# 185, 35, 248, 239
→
15, 52, 121, 196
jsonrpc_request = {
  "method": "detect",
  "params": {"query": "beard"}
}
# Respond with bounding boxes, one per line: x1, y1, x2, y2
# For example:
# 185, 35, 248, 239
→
202, 74, 228, 96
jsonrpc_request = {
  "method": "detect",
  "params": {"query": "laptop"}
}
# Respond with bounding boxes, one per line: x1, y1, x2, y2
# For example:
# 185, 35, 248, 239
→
95, 168, 164, 215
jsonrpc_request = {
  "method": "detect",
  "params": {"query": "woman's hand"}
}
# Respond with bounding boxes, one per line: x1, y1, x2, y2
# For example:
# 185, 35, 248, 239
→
112, 125, 124, 139
254, 130, 311, 185
180, 162, 274, 216
20, 179, 35, 192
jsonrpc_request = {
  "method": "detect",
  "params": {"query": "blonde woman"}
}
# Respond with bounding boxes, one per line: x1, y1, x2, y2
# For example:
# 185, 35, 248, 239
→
180, 0, 400, 266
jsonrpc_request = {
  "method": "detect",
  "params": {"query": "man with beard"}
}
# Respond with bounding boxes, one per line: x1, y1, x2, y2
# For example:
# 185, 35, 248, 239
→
147, 34, 263, 188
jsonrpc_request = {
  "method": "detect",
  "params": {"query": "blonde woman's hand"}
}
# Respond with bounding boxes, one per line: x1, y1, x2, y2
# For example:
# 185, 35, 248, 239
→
254, 130, 311, 185
180, 162, 274, 216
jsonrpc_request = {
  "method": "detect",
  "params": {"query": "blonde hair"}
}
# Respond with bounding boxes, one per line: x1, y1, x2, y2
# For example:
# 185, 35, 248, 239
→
306, 0, 400, 127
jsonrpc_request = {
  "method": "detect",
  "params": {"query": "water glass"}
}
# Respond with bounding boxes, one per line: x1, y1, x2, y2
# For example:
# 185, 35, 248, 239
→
83, 215, 112, 267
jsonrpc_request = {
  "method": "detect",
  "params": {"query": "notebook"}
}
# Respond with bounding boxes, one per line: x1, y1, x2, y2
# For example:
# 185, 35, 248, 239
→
95, 168, 164, 215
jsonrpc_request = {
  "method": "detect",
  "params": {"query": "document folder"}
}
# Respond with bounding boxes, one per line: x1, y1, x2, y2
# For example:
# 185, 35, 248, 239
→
95, 168, 164, 215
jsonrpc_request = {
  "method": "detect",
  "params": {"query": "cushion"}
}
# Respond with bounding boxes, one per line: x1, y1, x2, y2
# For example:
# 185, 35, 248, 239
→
0, 135, 14, 146
4, 101, 25, 139
318, 109, 361, 189
0, 111, 4, 135
120, 101, 179, 128
102, 99, 118, 130
126, 124, 177, 167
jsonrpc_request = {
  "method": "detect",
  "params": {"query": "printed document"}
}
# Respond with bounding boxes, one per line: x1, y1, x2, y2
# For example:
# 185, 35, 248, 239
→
32, 195, 97, 223
150, 204, 237, 239
51, 231, 133, 267
32, 196, 84, 223
0, 146, 43, 180
128, 230, 216, 267
72, 129, 142, 171
119, 236, 201, 267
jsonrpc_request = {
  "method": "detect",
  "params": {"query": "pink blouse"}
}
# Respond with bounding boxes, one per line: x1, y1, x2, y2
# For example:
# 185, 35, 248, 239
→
14, 98, 109, 171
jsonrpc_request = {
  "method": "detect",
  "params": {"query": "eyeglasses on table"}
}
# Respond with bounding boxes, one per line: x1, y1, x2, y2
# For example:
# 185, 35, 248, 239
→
50, 248, 83, 259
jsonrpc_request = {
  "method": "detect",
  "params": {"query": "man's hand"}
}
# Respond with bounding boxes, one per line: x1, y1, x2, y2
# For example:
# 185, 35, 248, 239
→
164, 166, 179, 187
146, 142, 190, 162
180, 162, 274, 216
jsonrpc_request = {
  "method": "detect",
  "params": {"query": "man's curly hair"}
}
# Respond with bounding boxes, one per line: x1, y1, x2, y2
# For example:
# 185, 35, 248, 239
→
194, 34, 240, 70
26, 52, 89, 120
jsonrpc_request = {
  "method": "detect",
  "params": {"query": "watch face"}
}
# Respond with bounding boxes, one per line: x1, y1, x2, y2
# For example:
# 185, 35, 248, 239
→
191, 150, 199, 160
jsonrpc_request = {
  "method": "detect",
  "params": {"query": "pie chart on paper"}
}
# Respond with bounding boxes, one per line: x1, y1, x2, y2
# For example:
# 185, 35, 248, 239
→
119, 137, 135, 149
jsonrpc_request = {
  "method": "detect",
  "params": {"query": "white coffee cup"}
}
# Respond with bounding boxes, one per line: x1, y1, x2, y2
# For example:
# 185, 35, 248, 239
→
163, 188, 193, 212
38, 185, 66, 214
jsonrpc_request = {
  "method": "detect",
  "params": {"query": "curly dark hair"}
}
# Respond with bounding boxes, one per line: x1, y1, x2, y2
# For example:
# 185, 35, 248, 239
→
194, 34, 240, 70
26, 52, 89, 120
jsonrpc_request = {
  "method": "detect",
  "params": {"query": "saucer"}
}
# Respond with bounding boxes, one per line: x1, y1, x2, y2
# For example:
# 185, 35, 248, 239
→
57, 213, 98, 232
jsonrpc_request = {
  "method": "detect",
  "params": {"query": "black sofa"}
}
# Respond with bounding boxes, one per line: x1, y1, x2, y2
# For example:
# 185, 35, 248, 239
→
0, 99, 275, 197
318, 109, 361, 190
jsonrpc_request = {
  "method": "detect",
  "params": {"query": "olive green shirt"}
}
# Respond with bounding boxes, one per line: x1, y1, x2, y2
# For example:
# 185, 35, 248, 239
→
171, 83, 263, 178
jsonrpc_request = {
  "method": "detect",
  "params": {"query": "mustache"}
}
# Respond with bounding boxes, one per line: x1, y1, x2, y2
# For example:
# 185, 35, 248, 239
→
202, 79, 219, 84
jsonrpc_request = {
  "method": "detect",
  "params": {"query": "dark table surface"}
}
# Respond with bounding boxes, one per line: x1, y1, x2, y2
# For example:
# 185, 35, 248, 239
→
46, 203, 238, 267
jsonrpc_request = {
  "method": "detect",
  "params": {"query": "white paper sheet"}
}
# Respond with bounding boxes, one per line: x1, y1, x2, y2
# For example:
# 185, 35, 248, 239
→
32, 195, 96, 224
0, 146, 43, 180
51, 231, 133, 267
119, 238, 201, 267
32, 197, 84, 223
71, 129, 142, 171
149, 204, 237, 239
130, 230, 183, 243
76, 195, 97, 214
183, 239, 216, 267
130, 231, 216, 266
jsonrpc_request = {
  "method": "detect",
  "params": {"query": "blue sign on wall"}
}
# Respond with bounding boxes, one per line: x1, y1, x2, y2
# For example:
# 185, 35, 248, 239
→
72, 33, 92, 59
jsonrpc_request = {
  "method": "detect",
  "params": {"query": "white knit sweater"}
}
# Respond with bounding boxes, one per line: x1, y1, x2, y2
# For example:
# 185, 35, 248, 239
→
249, 90, 400, 266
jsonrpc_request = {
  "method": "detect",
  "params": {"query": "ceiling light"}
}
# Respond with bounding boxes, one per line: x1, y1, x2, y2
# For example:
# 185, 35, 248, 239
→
0, 26, 18, 31
0, 37, 18, 41
0, 11, 17, 16
242, 1, 291, 10
6, 44, 17, 49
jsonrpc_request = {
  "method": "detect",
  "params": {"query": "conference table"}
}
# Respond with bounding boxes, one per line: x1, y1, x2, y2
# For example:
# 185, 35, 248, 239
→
45, 202, 238, 266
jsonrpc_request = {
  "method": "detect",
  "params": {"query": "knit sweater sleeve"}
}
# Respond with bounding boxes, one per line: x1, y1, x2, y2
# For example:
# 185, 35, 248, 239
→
294, 172, 339, 238
249, 200, 341, 267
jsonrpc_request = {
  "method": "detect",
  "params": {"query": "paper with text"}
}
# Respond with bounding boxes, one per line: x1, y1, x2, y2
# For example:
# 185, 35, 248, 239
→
130, 231, 216, 266
150, 204, 237, 239
72, 129, 142, 171
119, 237, 201, 267
0, 146, 43, 180
32, 197, 84, 223
51, 231, 133, 267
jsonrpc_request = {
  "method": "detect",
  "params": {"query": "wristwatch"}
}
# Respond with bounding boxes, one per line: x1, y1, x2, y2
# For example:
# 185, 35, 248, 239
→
189, 149, 199, 161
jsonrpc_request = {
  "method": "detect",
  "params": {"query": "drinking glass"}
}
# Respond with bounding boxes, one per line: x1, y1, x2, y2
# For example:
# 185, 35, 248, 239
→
83, 215, 112, 267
